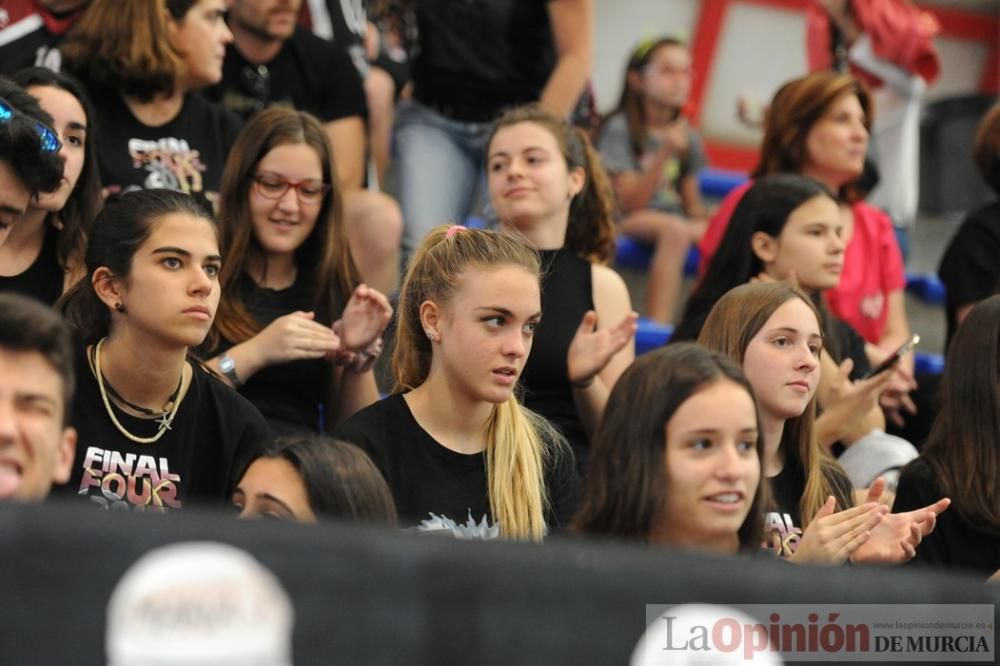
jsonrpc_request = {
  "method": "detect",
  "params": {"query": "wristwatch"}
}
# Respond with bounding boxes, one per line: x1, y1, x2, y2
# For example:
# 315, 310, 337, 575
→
218, 354, 242, 387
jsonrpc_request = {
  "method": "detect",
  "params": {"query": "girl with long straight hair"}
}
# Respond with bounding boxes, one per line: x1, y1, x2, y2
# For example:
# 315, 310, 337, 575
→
205, 107, 391, 435
699, 282, 948, 565
595, 37, 708, 324
575, 343, 767, 555
675, 174, 915, 490
334, 225, 579, 541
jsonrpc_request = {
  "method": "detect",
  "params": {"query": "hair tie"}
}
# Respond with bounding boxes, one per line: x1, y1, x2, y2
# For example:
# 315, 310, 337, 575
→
445, 225, 467, 239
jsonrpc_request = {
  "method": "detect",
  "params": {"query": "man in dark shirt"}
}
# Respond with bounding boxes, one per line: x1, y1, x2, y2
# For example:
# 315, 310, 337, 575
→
208, 0, 402, 295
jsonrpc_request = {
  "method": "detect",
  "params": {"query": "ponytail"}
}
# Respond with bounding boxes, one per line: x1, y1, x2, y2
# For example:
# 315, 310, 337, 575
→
489, 105, 616, 264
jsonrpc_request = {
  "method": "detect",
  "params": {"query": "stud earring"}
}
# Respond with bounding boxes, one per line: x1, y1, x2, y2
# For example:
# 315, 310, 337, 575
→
114, 302, 127, 314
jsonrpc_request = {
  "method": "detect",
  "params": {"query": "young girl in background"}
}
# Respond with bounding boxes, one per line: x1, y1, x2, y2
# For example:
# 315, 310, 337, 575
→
334, 226, 580, 541
487, 105, 637, 472
596, 37, 708, 324
574, 343, 766, 555
0, 67, 101, 304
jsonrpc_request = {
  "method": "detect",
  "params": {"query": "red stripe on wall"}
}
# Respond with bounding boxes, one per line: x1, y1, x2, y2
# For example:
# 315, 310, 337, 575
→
688, 0, 729, 124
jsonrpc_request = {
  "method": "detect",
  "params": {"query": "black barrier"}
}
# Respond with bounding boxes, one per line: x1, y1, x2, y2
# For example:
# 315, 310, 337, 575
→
0, 501, 996, 665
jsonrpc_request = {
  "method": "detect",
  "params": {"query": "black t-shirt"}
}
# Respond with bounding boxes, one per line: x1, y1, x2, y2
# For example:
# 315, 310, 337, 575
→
216, 274, 342, 434
332, 393, 580, 538
81, 84, 242, 215
410, 0, 555, 121
938, 199, 1000, 348
519, 248, 593, 465
894, 457, 1000, 578
0, 224, 62, 305
57, 345, 270, 512
207, 26, 366, 123
763, 457, 853, 559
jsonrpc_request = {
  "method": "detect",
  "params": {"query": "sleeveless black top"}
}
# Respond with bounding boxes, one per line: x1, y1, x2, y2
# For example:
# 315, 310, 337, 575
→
520, 248, 594, 468
0, 225, 63, 305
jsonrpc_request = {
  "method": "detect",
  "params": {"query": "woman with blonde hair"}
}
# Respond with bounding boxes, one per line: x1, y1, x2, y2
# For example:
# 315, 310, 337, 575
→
334, 225, 579, 541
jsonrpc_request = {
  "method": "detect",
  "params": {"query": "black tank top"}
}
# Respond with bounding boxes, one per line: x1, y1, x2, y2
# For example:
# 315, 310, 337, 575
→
0, 225, 63, 306
520, 248, 594, 465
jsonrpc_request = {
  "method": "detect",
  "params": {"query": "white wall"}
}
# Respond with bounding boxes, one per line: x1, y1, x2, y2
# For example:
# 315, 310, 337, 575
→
592, 0, 700, 112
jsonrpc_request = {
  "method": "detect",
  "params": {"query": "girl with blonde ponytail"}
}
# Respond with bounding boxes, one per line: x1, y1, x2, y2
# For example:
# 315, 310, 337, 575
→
486, 105, 638, 474
334, 225, 579, 541
699, 282, 948, 566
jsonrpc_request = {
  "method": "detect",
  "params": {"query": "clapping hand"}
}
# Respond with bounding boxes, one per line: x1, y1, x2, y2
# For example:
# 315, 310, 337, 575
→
566, 310, 638, 388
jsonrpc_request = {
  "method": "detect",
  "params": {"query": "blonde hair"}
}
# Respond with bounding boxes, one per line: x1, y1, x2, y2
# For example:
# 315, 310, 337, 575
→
698, 282, 851, 528
393, 225, 562, 541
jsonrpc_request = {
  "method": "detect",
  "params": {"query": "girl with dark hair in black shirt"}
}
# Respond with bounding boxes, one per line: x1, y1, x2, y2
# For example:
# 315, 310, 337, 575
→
486, 105, 637, 473
57, 190, 269, 512
0, 67, 101, 305
894, 296, 1000, 578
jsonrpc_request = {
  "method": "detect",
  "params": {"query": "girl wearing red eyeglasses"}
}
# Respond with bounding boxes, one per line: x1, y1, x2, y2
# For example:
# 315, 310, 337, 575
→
204, 107, 392, 436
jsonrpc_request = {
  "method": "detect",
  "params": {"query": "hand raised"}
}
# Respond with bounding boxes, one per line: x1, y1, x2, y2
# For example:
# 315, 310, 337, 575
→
566, 310, 638, 388
338, 283, 393, 351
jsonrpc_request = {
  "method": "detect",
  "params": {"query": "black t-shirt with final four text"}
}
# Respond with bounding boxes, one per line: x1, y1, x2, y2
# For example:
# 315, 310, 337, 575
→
55, 346, 270, 512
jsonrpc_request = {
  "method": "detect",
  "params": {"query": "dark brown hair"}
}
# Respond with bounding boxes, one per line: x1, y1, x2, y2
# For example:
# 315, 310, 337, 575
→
488, 104, 616, 264
12, 67, 102, 278
916, 295, 1000, 533
602, 36, 688, 160
0, 292, 75, 424
574, 342, 767, 551
243, 435, 397, 524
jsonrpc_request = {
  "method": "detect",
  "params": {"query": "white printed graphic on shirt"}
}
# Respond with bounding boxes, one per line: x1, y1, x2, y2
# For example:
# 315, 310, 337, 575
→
414, 511, 500, 540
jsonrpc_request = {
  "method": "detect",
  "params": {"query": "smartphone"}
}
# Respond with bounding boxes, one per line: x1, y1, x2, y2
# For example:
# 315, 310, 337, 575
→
862, 334, 920, 379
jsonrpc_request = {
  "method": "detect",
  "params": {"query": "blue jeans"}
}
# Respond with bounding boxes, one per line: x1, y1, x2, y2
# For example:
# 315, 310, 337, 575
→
392, 100, 493, 256
893, 225, 910, 265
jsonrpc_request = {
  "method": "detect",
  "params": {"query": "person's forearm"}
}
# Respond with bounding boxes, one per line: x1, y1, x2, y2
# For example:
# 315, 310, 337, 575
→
616, 149, 674, 212
208, 338, 267, 388
538, 54, 590, 118
333, 367, 380, 426
570, 376, 609, 438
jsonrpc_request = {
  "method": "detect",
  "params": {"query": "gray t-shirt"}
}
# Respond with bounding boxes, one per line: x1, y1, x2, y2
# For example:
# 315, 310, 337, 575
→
596, 111, 706, 216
